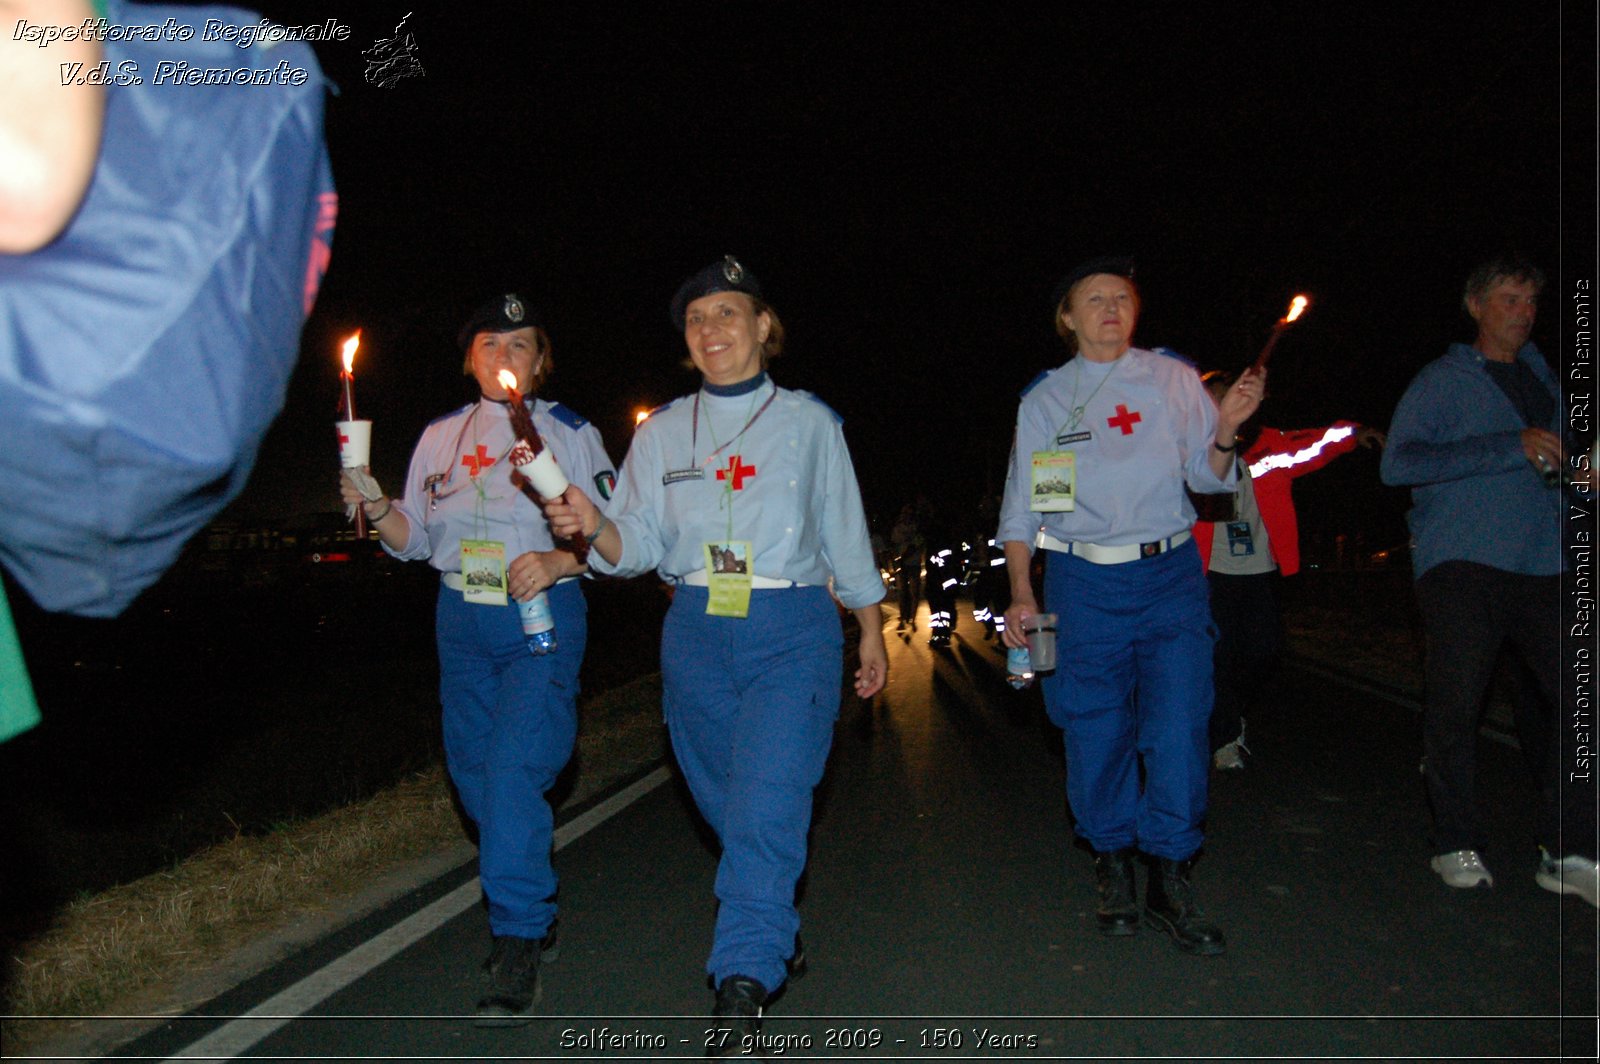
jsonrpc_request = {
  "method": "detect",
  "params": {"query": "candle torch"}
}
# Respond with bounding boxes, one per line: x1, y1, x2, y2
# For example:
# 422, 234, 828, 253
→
497, 369, 589, 562
335, 332, 371, 539
1251, 294, 1310, 374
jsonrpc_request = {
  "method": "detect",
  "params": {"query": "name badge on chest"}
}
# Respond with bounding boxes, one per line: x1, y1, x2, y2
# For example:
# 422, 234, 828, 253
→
663, 468, 705, 486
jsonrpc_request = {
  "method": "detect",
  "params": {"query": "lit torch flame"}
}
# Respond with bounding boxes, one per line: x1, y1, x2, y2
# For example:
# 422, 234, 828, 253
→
337, 330, 365, 537
635, 409, 650, 425
496, 369, 519, 393
1252, 294, 1312, 373
340, 332, 360, 375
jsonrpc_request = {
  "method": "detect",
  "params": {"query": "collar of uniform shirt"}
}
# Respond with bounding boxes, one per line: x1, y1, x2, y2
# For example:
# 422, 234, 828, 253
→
693, 374, 778, 467
702, 371, 769, 397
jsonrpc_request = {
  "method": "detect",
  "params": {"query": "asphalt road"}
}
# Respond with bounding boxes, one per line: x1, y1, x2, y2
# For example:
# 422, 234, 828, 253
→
105, 602, 1597, 1061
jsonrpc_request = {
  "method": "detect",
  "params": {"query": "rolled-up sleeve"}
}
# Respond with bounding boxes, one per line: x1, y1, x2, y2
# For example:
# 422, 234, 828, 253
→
997, 412, 1044, 547
1180, 375, 1235, 495
587, 425, 666, 579
385, 431, 438, 563
819, 422, 885, 609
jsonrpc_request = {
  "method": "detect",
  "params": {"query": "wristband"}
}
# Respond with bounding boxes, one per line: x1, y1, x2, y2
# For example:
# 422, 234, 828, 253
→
366, 499, 393, 522
592, 511, 609, 539
1212, 439, 1238, 453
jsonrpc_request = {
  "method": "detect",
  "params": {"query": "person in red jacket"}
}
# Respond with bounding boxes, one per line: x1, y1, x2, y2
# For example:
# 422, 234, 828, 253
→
1195, 371, 1385, 769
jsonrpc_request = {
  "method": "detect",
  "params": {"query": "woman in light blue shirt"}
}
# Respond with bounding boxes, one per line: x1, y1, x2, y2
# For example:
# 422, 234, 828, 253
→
341, 294, 614, 1025
998, 257, 1261, 957
545, 256, 885, 1050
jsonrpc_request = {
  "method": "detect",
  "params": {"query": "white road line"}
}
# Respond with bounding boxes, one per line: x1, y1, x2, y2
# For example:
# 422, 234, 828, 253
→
162, 765, 672, 1063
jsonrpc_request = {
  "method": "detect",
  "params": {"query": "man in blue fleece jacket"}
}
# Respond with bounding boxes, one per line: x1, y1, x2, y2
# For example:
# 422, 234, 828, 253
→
1382, 257, 1595, 906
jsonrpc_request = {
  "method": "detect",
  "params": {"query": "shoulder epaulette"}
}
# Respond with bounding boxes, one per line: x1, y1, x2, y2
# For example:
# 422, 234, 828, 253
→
638, 395, 686, 423
1150, 346, 1198, 369
1020, 368, 1052, 398
794, 389, 844, 424
545, 401, 589, 430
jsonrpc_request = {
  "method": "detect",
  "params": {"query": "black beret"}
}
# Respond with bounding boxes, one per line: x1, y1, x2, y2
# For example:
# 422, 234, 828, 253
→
457, 292, 543, 351
670, 255, 763, 329
1050, 255, 1137, 312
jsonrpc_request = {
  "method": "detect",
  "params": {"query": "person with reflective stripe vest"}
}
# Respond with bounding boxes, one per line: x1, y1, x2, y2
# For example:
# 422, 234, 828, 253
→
1193, 417, 1384, 577
1193, 370, 1385, 770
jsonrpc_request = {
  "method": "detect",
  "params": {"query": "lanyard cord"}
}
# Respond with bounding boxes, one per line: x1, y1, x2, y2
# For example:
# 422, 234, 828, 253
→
692, 383, 777, 467
1055, 356, 1120, 438
696, 383, 771, 543
428, 403, 520, 532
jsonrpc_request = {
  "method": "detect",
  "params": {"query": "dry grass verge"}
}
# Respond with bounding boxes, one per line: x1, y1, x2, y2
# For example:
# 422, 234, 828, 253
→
3, 672, 666, 1057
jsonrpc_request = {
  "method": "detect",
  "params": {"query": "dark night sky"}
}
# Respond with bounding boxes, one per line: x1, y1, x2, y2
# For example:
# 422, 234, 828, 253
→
234, 1, 1580, 546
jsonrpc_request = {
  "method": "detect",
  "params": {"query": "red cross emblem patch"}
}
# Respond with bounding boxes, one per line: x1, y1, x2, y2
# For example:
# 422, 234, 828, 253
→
1107, 404, 1142, 435
716, 455, 757, 491
462, 444, 496, 477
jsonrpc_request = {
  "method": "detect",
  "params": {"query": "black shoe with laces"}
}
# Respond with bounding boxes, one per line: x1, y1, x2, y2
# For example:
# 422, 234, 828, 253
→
706, 975, 767, 1059
474, 935, 542, 1027
1092, 848, 1139, 936
1144, 857, 1225, 955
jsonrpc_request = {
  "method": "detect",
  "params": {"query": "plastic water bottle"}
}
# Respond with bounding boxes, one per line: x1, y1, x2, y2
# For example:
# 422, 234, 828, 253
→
1006, 645, 1034, 690
518, 592, 558, 655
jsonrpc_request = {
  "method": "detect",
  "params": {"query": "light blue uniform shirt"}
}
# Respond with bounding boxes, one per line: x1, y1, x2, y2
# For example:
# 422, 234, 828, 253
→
997, 347, 1234, 549
387, 397, 615, 572
590, 377, 885, 610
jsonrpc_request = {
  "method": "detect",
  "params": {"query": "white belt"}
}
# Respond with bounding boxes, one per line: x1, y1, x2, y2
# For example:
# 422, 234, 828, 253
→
1036, 529, 1191, 565
678, 570, 807, 589
441, 572, 579, 591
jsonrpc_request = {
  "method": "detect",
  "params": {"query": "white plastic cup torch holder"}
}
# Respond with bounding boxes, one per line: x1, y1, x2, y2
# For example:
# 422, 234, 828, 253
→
516, 448, 570, 500
336, 420, 371, 469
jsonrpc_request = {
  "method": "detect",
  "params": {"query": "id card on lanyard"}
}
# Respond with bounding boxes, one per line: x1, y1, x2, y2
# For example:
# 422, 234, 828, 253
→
1030, 451, 1076, 511
1032, 358, 1115, 513
1225, 521, 1255, 556
459, 539, 508, 605
447, 405, 516, 606
1224, 458, 1254, 556
694, 384, 773, 619
703, 541, 754, 617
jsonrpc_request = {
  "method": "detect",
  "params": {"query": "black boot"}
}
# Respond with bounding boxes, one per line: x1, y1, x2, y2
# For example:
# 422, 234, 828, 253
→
707, 975, 767, 1059
538, 918, 560, 963
1092, 848, 1139, 936
786, 933, 808, 982
474, 935, 542, 1026
1144, 857, 1225, 955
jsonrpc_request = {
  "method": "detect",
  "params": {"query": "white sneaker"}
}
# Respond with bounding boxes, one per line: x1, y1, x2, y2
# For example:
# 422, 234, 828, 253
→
1212, 741, 1246, 771
1431, 849, 1494, 889
1536, 850, 1599, 907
